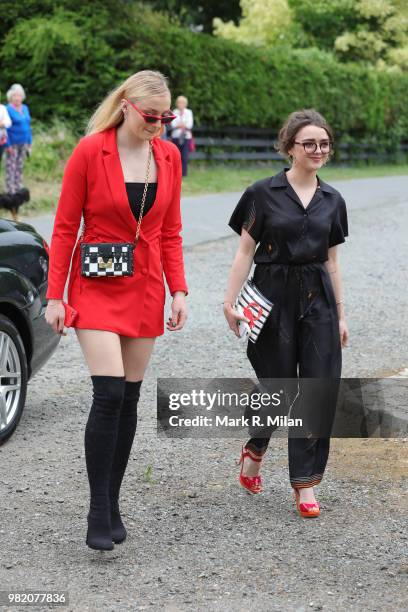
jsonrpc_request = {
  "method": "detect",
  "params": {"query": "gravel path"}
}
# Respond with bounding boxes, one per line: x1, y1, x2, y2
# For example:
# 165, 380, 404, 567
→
1, 180, 407, 611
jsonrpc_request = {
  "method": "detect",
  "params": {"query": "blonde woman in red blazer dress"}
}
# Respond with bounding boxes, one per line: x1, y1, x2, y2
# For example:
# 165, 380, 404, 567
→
45, 70, 188, 551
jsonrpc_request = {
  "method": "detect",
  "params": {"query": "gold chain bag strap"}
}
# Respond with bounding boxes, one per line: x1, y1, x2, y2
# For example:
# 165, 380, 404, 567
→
80, 141, 153, 277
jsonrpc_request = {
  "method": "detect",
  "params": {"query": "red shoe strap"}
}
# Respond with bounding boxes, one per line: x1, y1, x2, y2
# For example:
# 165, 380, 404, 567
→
243, 448, 263, 462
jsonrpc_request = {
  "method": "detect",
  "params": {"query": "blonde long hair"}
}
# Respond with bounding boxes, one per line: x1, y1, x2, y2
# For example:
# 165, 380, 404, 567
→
86, 70, 170, 135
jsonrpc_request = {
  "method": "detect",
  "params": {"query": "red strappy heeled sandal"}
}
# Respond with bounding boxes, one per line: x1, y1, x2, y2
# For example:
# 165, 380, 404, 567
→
236, 445, 263, 494
293, 487, 320, 518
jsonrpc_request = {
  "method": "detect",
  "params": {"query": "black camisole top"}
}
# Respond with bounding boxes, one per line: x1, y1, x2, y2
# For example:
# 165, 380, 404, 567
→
125, 182, 157, 220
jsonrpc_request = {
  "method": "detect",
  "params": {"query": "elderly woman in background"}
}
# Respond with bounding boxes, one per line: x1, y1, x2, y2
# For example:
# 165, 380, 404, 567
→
5, 83, 32, 194
170, 95, 194, 177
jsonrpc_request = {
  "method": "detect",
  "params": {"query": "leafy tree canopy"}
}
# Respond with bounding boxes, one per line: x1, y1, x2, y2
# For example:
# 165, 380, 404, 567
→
214, 0, 408, 69
213, 0, 294, 47
145, 0, 241, 33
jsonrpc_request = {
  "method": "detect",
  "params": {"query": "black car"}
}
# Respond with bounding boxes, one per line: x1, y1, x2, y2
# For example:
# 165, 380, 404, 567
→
0, 217, 60, 444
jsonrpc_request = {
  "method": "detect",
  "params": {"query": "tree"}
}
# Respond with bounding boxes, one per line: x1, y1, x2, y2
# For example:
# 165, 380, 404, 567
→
288, 0, 356, 50
145, 0, 242, 33
334, 0, 408, 65
289, 0, 408, 68
0, 2, 134, 121
213, 0, 294, 47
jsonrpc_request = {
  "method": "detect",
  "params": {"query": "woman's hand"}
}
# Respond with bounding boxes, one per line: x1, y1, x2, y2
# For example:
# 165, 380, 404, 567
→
167, 291, 187, 331
339, 318, 349, 348
223, 302, 250, 338
45, 300, 66, 336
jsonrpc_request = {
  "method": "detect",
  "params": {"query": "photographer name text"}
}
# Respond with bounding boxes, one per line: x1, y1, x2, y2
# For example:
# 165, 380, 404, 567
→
167, 415, 302, 427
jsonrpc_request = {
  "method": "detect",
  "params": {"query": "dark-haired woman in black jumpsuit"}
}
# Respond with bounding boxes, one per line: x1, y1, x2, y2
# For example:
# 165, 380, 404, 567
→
223, 109, 349, 518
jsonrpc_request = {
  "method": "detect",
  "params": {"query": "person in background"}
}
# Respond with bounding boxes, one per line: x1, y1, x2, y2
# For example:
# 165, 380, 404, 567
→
170, 95, 193, 177
5, 83, 32, 194
0, 92, 12, 169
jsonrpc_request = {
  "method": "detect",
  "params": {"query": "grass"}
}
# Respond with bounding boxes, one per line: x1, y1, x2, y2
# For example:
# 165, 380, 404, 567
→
1, 120, 407, 217
181, 162, 408, 196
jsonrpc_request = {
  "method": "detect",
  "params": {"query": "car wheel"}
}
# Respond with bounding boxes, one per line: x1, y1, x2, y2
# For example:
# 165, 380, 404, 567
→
0, 315, 28, 444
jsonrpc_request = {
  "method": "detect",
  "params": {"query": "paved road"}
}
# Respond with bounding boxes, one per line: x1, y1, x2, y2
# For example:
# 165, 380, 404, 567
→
19, 174, 408, 247
1, 174, 407, 611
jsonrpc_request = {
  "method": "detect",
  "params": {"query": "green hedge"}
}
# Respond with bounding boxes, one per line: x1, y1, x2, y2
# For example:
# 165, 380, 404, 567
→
1, 3, 407, 142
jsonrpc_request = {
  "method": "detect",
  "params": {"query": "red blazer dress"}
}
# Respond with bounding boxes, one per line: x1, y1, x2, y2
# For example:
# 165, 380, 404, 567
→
46, 127, 188, 337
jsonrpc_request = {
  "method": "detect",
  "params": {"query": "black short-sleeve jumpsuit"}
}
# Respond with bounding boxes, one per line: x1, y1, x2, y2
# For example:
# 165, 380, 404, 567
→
229, 168, 349, 489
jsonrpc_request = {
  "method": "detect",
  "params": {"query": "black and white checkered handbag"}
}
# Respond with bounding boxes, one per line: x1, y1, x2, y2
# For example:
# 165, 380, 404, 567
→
235, 277, 273, 343
80, 243, 134, 277
79, 141, 152, 278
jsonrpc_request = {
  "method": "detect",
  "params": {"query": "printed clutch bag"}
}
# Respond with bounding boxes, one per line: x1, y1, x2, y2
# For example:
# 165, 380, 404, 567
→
79, 140, 152, 279
235, 277, 273, 343
80, 243, 134, 277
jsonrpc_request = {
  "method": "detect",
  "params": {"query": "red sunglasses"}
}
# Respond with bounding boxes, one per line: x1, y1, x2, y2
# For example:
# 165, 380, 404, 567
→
125, 99, 176, 124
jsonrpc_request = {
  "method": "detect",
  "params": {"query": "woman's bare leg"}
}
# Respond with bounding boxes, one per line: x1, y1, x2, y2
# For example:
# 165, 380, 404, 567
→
75, 329, 124, 375
119, 336, 156, 381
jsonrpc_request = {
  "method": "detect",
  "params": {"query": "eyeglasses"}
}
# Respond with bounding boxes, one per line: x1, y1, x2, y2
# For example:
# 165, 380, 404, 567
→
294, 140, 333, 154
125, 99, 176, 124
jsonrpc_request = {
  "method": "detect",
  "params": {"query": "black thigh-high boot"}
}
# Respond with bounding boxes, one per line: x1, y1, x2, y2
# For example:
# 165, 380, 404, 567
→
109, 380, 142, 543
84, 375, 125, 550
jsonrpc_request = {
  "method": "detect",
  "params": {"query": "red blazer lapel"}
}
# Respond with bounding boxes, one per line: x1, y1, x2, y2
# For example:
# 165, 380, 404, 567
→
101, 127, 135, 232
147, 137, 172, 231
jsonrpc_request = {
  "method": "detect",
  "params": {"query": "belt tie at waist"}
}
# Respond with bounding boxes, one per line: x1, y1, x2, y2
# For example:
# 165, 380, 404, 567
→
273, 262, 334, 324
